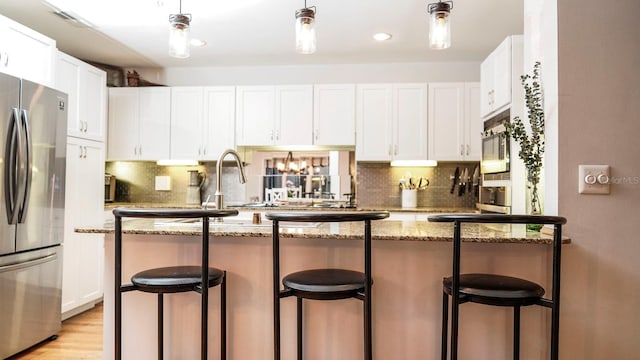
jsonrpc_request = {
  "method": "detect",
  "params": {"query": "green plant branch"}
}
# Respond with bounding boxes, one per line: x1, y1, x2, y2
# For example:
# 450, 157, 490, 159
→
504, 61, 545, 188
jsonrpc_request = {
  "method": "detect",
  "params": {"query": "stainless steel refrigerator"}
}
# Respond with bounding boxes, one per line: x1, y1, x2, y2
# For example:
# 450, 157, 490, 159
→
0, 72, 67, 358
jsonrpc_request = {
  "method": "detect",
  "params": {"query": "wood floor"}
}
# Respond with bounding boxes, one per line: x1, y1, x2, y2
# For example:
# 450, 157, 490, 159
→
8, 303, 103, 360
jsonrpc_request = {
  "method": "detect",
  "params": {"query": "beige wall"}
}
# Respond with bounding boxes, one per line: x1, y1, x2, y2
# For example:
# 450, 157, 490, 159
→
557, 0, 640, 358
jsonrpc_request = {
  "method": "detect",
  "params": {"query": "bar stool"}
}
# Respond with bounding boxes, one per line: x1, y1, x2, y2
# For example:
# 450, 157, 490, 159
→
266, 211, 389, 360
113, 208, 238, 360
428, 214, 567, 360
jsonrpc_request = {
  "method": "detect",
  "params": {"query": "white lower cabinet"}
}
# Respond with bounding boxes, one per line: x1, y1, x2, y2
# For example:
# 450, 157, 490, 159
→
62, 137, 105, 318
428, 82, 481, 161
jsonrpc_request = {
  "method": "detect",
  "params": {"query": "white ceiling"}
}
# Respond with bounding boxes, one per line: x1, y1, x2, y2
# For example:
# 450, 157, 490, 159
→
0, 0, 523, 69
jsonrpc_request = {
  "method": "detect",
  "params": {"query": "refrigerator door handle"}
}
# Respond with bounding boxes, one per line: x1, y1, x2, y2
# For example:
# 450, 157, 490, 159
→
17, 109, 32, 223
4, 108, 21, 225
0, 253, 57, 273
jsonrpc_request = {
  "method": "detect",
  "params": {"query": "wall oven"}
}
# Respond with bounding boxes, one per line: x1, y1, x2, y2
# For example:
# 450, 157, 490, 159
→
477, 186, 511, 214
481, 109, 510, 175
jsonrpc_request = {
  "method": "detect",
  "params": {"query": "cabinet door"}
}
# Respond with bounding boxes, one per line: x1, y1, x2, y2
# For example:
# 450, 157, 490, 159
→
80, 65, 107, 142
203, 86, 236, 160
107, 88, 139, 160
62, 138, 104, 315
480, 57, 493, 118
313, 84, 355, 146
139, 88, 171, 160
428, 83, 465, 160
0, 15, 56, 87
276, 85, 313, 146
55, 52, 82, 136
170, 87, 204, 160
464, 83, 482, 160
491, 37, 512, 112
394, 84, 428, 160
236, 86, 275, 146
356, 84, 393, 161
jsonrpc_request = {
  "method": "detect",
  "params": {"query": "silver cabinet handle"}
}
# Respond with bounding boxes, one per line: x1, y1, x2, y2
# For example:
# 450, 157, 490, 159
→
79, 146, 83, 158
275, 130, 279, 142
466, 144, 470, 156
388, 145, 392, 156
394, 144, 398, 156
460, 145, 464, 156
269, 130, 273, 141
314, 129, 319, 142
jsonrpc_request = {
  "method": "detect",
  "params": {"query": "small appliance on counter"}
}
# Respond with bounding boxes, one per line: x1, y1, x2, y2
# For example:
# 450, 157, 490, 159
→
105, 174, 116, 202
186, 170, 205, 205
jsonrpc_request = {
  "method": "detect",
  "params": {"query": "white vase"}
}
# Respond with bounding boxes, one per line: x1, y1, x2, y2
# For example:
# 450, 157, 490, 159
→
402, 189, 417, 208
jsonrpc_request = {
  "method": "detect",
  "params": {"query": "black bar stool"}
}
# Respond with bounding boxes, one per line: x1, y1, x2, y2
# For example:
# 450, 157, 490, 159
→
266, 211, 389, 360
113, 208, 238, 360
428, 214, 567, 360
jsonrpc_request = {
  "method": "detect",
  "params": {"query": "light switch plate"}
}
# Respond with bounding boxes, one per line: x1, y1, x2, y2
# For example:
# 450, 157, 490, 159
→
578, 165, 610, 194
155, 176, 171, 191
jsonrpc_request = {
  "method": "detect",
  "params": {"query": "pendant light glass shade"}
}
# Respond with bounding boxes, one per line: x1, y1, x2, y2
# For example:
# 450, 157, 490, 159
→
428, 1, 452, 50
169, 13, 191, 58
295, 7, 316, 54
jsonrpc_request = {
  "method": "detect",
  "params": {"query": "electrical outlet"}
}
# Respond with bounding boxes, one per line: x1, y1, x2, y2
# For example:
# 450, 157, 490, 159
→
578, 165, 610, 194
155, 176, 171, 191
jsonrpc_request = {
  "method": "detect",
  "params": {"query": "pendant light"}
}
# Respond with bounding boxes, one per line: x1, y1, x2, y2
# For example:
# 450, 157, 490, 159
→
427, 0, 453, 50
295, 0, 316, 54
169, 0, 191, 58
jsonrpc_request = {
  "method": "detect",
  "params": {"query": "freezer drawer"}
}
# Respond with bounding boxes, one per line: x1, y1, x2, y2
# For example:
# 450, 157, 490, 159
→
0, 246, 62, 358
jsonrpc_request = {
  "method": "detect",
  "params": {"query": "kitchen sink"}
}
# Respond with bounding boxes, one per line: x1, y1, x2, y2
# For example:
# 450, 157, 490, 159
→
155, 217, 320, 228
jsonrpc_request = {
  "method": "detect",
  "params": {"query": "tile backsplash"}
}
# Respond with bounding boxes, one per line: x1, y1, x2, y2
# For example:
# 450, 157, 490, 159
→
106, 161, 480, 209
356, 162, 479, 208
105, 162, 245, 205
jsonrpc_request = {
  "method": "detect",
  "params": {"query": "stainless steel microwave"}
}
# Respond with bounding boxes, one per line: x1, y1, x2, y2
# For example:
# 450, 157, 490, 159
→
481, 109, 510, 174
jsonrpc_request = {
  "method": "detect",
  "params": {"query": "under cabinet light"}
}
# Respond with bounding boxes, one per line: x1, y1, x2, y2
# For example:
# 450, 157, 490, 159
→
390, 160, 438, 167
157, 160, 199, 166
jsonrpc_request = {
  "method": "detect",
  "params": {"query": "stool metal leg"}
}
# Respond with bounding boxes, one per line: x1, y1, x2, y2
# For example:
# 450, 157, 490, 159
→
158, 294, 164, 360
297, 297, 303, 360
364, 220, 373, 360
273, 220, 281, 360
221, 271, 227, 360
513, 306, 520, 360
115, 217, 123, 360
441, 290, 448, 360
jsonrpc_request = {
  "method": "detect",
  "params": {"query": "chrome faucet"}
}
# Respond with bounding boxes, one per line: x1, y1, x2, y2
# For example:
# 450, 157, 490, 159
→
215, 149, 247, 212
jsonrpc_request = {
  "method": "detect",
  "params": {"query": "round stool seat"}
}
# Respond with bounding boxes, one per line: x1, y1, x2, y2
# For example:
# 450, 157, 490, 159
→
132, 266, 225, 294
283, 268, 366, 300
443, 273, 545, 307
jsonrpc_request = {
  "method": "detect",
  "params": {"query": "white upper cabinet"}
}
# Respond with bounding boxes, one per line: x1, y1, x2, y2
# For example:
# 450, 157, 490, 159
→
107, 87, 170, 160
170, 86, 235, 160
276, 85, 313, 145
480, 35, 523, 118
0, 14, 56, 87
236, 85, 312, 146
313, 84, 356, 146
428, 82, 481, 161
56, 51, 106, 142
357, 83, 428, 161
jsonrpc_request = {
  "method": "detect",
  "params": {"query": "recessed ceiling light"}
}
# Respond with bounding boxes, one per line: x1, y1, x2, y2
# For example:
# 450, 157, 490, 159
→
373, 33, 392, 41
190, 39, 207, 47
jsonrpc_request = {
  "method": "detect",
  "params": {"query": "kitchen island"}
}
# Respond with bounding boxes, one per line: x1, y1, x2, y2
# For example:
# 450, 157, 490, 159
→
80, 212, 569, 360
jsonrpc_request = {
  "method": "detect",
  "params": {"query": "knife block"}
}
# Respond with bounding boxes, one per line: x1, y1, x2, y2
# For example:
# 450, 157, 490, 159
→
401, 189, 417, 208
